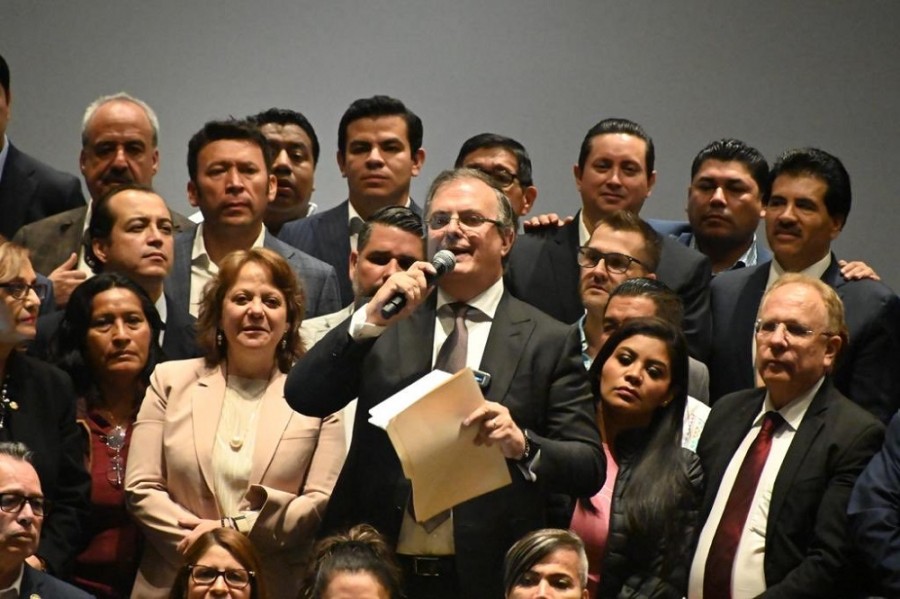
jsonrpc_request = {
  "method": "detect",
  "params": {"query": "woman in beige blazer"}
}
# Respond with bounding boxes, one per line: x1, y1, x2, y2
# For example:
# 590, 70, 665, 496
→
125, 248, 344, 598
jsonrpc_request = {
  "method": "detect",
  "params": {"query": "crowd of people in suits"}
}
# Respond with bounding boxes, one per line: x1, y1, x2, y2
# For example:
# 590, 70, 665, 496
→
2, 47, 900, 598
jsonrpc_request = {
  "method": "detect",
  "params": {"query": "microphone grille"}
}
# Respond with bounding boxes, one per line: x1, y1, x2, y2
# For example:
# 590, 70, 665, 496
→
432, 250, 457, 274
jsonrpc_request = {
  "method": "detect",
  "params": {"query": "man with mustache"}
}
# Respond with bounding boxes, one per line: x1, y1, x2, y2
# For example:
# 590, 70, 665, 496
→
708, 147, 900, 422
13, 93, 192, 308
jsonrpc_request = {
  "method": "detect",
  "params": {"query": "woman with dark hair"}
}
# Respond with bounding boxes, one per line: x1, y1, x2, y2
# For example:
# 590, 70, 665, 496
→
568, 317, 703, 598
169, 528, 268, 599
0, 241, 90, 577
301, 524, 402, 599
126, 248, 344, 598
54, 272, 163, 597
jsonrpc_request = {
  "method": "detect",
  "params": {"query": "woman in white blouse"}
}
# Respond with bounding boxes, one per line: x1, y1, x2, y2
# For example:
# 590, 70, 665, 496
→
125, 248, 345, 598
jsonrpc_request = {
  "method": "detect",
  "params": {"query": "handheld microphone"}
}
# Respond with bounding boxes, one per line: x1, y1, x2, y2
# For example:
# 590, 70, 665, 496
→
380, 250, 456, 319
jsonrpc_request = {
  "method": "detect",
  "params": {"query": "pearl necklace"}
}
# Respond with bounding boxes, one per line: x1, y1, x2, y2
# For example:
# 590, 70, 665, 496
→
0, 374, 20, 429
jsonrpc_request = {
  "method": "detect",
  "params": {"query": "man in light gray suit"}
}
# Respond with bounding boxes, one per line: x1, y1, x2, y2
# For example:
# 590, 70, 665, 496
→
165, 119, 340, 319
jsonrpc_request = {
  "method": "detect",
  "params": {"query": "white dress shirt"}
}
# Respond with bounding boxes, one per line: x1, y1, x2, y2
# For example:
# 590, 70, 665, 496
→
688, 377, 823, 598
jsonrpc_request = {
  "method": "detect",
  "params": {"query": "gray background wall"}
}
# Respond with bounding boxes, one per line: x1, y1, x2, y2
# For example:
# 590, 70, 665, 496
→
3, 1, 899, 287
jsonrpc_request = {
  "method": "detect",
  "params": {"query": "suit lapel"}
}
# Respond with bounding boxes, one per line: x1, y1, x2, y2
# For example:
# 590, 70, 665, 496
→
0, 145, 36, 237
733, 265, 769, 384
392, 295, 437, 383
167, 230, 197, 315
767, 382, 830, 528
193, 365, 226, 496
248, 371, 291, 484
481, 292, 532, 403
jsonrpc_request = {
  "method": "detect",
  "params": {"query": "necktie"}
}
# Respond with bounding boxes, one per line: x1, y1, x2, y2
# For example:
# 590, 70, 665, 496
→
704, 411, 783, 598
412, 302, 470, 532
434, 302, 470, 374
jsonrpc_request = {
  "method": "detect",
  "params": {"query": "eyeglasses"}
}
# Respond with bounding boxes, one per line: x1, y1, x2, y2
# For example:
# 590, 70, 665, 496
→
0, 282, 49, 301
189, 565, 255, 589
577, 247, 646, 273
755, 319, 835, 341
468, 165, 520, 189
427, 212, 504, 231
0, 493, 47, 517
103, 425, 127, 488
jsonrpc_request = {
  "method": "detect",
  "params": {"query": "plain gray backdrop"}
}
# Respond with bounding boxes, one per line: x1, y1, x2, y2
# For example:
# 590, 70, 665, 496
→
3, 1, 899, 286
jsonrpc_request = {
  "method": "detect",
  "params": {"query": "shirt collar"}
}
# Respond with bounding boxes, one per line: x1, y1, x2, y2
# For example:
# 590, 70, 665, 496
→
191, 222, 267, 266
689, 232, 760, 270
577, 314, 592, 370
766, 252, 832, 290
0, 564, 24, 597
436, 277, 504, 320
758, 376, 824, 432
0, 135, 9, 185
578, 210, 591, 247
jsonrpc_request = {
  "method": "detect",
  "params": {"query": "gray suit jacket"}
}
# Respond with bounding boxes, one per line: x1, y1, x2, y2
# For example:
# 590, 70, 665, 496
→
0, 143, 85, 240
165, 227, 342, 319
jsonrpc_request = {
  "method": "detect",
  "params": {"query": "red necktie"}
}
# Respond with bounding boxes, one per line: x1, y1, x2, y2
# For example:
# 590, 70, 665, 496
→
704, 411, 783, 598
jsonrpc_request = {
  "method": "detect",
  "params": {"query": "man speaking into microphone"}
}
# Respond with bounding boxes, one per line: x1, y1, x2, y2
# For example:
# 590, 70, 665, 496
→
286, 168, 603, 599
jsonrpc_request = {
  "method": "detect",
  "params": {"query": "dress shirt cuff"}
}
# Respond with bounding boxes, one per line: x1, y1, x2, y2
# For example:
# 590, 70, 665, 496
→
349, 303, 387, 340
516, 449, 541, 482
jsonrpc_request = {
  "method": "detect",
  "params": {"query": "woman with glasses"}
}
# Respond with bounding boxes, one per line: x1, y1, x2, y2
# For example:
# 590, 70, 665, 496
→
54, 272, 163, 597
169, 527, 268, 599
567, 318, 703, 597
0, 241, 90, 577
126, 248, 344, 598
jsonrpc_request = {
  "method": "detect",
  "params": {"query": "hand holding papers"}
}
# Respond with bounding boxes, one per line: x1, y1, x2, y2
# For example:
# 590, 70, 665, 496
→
369, 368, 512, 522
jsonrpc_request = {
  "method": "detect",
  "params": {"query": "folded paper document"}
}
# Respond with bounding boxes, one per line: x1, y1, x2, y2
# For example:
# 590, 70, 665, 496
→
369, 368, 512, 522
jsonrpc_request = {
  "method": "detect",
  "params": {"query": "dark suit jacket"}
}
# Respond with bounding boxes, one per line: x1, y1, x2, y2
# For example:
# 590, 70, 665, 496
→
12, 205, 194, 276
0, 143, 85, 241
29, 291, 201, 362
2, 353, 91, 578
697, 381, 884, 597
848, 411, 900, 596
647, 218, 773, 266
505, 216, 712, 361
277, 199, 424, 307
708, 255, 900, 421
285, 291, 604, 599
165, 228, 341, 319
20, 564, 94, 598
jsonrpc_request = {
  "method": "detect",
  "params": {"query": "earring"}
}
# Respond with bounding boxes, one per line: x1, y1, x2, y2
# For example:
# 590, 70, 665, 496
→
280, 335, 288, 351
216, 329, 225, 349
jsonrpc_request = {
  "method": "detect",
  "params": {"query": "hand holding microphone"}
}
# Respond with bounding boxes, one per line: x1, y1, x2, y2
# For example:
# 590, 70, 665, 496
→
380, 250, 456, 319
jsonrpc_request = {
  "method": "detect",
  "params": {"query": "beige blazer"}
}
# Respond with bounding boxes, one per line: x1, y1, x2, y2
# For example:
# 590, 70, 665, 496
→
125, 358, 345, 598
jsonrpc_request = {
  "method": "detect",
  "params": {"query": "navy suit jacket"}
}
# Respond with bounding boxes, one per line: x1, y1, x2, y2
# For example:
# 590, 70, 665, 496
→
0, 143, 85, 240
647, 218, 773, 266
285, 291, 604, 599
277, 199, 424, 307
708, 255, 900, 421
20, 564, 94, 598
848, 410, 900, 596
505, 216, 712, 361
166, 228, 341, 319
697, 381, 883, 597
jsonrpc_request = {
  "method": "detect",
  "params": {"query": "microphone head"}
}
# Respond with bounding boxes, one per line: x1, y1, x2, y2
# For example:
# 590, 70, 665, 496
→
432, 250, 457, 276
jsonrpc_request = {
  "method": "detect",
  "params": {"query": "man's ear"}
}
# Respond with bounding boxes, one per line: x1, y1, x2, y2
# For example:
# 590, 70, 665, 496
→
520, 186, 538, 215
337, 150, 347, 178
91, 238, 109, 265
187, 181, 199, 207
411, 148, 425, 177
646, 170, 657, 196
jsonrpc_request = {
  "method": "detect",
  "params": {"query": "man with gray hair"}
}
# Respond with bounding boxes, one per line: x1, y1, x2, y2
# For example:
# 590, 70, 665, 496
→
14, 92, 192, 307
287, 168, 602, 599
503, 528, 588, 599
0, 442, 91, 597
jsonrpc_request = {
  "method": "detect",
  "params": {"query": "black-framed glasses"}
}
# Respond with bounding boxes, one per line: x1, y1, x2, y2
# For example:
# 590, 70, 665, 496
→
754, 319, 835, 341
189, 565, 255, 589
0, 493, 48, 517
0, 281, 49, 301
577, 247, 646, 273
427, 212, 504, 231
468, 165, 520, 189
103, 425, 127, 488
